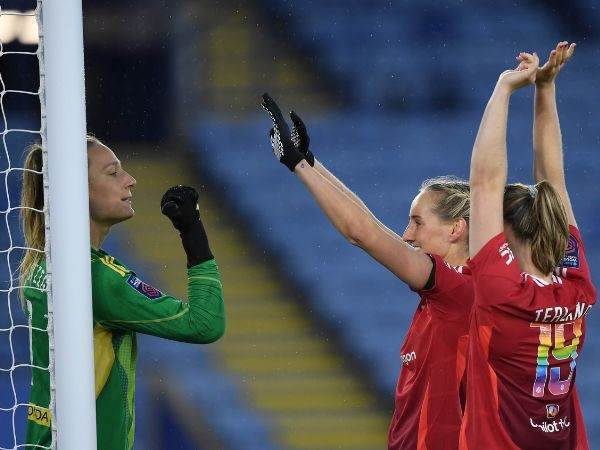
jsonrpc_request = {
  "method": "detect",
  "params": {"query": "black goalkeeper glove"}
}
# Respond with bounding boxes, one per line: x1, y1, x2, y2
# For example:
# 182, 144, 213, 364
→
261, 93, 314, 171
161, 185, 214, 268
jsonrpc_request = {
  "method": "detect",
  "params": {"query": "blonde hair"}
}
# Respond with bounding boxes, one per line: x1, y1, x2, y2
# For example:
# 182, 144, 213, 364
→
420, 176, 470, 223
19, 135, 104, 302
503, 181, 569, 274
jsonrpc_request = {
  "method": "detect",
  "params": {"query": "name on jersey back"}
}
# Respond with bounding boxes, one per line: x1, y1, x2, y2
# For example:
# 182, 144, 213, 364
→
534, 302, 592, 323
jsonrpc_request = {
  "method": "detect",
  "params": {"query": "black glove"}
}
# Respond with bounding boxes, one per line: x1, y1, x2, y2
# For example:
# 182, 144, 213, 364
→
290, 110, 315, 166
161, 185, 213, 268
161, 185, 199, 232
261, 93, 313, 171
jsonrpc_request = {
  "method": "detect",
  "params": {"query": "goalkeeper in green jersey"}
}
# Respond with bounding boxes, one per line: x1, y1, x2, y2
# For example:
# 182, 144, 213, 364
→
19, 136, 225, 450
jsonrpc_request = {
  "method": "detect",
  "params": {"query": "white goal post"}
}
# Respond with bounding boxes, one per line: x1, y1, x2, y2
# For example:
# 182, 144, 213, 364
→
39, 0, 97, 448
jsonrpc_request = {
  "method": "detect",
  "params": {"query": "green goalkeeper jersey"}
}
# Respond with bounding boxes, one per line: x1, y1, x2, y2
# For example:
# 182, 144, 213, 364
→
24, 247, 225, 450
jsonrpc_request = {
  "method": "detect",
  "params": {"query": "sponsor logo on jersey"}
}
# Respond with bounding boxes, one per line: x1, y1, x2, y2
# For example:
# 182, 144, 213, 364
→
400, 351, 416, 365
546, 404, 559, 419
127, 273, 162, 300
561, 234, 580, 269
30, 265, 47, 290
99, 255, 129, 277
529, 416, 570, 433
27, 404, 51, 427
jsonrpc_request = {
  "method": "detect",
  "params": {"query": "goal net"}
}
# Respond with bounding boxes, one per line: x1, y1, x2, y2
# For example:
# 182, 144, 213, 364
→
1, 2, 97, 448
0, 4, 48, 449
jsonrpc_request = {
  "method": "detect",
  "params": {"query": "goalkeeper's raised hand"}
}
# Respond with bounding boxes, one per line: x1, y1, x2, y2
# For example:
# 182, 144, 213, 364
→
261, 93, 314, 171
161, 185, 213, 267
161, 185, 200, 233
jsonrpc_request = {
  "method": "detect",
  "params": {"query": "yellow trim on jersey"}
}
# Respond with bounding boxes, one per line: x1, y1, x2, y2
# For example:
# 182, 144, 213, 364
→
27, 404, 52, 427
93, 322, 115, 398
99, 256, 129, 277
102, 307, 190, 325
189, 275, 222, 287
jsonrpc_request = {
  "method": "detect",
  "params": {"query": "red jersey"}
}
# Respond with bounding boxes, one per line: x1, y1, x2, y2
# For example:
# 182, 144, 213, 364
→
388, 254, 473, 450
460, 226, 596, 450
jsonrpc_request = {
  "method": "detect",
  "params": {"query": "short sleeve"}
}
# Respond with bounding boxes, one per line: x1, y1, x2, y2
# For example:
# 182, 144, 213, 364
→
415, 254, 473, 314
557, 226, 596, 299
468, 232, 524, 306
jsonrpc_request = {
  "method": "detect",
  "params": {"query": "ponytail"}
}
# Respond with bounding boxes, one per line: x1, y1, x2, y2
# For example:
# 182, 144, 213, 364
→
19, 144, 45, 304
530, 181, 569, 274
503, 181, 569, 275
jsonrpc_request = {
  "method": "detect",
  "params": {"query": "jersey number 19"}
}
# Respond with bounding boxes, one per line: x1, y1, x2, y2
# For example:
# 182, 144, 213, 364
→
530, 319, 582, 398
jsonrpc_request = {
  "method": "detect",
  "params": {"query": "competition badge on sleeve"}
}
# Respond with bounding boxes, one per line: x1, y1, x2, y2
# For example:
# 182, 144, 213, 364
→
127, 273, 163, 300
561, 234, 580, 268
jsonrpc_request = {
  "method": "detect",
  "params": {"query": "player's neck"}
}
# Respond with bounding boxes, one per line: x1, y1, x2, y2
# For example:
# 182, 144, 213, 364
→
90, 220, 110, 249
510, 241, 553, 282
444, 244, 469, 267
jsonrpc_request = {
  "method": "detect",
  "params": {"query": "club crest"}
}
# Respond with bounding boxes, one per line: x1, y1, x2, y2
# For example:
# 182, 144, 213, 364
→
546, 404, 559, 419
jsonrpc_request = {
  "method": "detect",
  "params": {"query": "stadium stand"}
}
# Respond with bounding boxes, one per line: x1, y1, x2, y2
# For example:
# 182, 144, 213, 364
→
188, 0, 600, 446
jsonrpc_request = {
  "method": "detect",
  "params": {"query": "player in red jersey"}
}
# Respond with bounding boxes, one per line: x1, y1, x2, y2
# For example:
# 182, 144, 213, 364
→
261, 95, 473, 449
461, 42, 595, 450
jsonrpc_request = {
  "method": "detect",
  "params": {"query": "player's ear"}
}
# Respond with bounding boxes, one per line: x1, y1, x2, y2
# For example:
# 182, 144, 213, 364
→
449, 218, 467, 243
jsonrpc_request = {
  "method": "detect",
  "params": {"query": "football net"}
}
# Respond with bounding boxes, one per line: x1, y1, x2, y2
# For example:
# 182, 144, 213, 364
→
0, 3, 52, 449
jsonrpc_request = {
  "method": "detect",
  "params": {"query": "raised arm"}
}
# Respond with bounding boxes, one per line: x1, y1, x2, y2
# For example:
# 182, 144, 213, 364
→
312, 160, 396, 236
289, 108, 388, 219
93, 257, 224, 344
469, 53, 539, 258
94, 185, 225, 343
533, 41, 577, 226
261, 94, 433, 291
296, 161, 433, 289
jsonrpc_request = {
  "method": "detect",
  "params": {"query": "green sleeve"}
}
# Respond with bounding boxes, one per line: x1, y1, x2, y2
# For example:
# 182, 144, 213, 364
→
92, 258, 225, 344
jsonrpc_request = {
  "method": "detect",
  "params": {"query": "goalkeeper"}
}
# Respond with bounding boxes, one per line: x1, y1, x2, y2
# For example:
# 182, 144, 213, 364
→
20, 137, 225, 450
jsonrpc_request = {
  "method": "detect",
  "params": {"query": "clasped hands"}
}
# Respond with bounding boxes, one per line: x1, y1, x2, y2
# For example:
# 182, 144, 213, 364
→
497, 41, 576, 94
